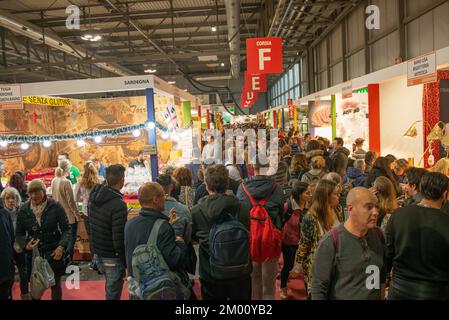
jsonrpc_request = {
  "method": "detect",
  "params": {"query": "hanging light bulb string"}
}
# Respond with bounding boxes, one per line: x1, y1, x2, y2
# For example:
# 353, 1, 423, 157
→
0, 120, 194, 144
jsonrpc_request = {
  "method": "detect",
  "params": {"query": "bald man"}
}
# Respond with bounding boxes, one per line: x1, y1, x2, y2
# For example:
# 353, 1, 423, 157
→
124, 182, 188, 298
310, 187, 387, 300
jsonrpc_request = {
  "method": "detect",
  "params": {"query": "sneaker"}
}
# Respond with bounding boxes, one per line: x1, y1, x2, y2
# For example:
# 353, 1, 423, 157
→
280, 288, 288, 300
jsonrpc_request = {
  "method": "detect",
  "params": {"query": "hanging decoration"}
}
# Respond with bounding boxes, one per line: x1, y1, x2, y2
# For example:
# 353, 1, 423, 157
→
0, 120, 194, 144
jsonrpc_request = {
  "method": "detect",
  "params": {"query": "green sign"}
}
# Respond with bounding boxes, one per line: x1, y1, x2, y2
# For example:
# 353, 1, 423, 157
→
355, 87, 368, 94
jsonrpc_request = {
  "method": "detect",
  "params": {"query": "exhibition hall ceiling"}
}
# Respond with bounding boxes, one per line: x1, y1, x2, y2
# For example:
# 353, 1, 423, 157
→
0, 0, 361, 85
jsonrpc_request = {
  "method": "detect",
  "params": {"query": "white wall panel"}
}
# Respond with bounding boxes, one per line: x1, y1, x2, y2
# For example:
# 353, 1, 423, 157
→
331, 62, 343, 86
348, 49, 366, 79
330, 25, 342, 63
433, 2, 449, 50
371, 31, 399, 71
371, 0, 398, 38
347, 5, 365, 52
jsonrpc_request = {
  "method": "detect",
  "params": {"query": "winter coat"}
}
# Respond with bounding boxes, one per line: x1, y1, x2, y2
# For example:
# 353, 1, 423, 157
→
124, 208, 187, 277
330, 147, 351, 178
191, 194, 249, 282
352, 149, 367, 160
15, 199, 71, 277
88, 184, 128, 264
346, 167, 366, 187
237, 176, 284, 230
0, 207, 14, 284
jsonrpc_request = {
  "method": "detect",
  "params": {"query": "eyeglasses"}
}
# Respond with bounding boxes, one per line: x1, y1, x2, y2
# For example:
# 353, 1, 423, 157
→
360, 238, 371, 263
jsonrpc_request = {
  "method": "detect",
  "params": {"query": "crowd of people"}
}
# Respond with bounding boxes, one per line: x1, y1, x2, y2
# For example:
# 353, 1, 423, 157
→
1, 126, 449, 301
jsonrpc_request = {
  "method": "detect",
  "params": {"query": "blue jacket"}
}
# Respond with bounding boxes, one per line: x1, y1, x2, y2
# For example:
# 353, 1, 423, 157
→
124, 208, 187, 277
346, 167, 366, 187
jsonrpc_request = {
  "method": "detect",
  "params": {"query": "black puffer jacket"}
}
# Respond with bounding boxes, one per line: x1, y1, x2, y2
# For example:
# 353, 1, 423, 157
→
237, 176, 284, 230
191, 194, 249, 282
0, 206, 14, 284
88, 184, 128, 264
15, 199, 71, 276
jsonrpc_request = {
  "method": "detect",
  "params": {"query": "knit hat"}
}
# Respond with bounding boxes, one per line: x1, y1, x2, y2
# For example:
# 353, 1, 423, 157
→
27, 179, 46, 193
156, 174, 173, 187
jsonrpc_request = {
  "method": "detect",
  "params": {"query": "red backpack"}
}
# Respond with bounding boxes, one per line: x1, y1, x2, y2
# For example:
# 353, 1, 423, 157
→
241, 183, 282, 263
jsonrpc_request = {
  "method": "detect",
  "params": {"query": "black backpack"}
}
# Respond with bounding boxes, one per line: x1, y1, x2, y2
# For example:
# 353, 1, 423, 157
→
209, 213, 251, 280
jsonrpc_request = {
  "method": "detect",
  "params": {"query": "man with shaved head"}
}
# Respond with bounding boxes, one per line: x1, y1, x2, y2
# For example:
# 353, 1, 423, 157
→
311, 187, 387, 300
124, 182, 188, 298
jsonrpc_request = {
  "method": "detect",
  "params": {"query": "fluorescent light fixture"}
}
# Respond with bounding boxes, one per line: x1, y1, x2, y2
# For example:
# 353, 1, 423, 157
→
206, 63, 220, 67
168, 81, 176, 85
198, 55, 218, 62
43, 141, 51, 148
81, 34, 93, 40
81, 34, 102, 42
144, 69, 157, 73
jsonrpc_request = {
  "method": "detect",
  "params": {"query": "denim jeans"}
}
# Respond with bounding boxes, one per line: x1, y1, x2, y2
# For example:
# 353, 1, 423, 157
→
67, 222, 78, 261
97, 256, 125, 300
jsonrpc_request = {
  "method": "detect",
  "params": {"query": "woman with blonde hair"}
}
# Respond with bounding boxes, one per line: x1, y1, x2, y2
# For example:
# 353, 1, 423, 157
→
430, 158, 449, 176
372, 176, 398, 233
296, 179, 342, 298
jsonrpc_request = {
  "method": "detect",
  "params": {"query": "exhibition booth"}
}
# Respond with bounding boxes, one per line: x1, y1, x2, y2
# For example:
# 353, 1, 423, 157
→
299, 45, 449, 167
0, 75, 202, 258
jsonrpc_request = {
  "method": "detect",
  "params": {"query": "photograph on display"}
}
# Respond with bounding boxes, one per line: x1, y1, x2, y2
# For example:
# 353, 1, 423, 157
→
336, 90, 369, 150
308, 100, 332, 140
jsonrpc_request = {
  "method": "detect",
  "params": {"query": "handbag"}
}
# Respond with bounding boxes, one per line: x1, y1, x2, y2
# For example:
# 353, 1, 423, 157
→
30, 246, 56, 299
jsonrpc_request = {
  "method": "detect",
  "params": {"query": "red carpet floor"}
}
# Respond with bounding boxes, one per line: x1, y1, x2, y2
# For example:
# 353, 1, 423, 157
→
12, 277, 306, 300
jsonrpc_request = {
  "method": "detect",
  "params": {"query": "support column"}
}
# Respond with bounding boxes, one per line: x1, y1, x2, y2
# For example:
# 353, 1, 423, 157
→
146, 88, 158, 181
368, 84, 381, 156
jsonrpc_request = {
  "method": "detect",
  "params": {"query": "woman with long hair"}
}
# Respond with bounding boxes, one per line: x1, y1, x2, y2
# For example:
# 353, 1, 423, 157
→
8, 172, 28, 202
173, 167, 195, 209
296, 179, 342, 298
280, 181, 312, 299
74, 161, 100, 270
365, 157, 400, 194
372, 176, 398, 233
289, 154, 309, 181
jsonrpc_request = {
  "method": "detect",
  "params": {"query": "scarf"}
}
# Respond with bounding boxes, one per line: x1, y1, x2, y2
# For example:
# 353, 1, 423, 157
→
31, 200, 48, 226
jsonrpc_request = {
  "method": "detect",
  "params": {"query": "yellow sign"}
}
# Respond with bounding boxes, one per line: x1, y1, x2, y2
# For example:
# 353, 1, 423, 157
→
23, 96, 71, 107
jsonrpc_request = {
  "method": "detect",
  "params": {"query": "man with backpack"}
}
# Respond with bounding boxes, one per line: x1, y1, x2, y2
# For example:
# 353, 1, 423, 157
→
191, 165, 251, 300
125, 182, 190, 300
311, 187, 387, 300
237, 161, 285, 300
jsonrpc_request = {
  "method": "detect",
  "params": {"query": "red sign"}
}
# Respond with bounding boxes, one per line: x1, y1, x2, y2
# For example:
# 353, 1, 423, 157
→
241, 90, 258, 108
244, 72, 267, 92
246, 37, 283, 74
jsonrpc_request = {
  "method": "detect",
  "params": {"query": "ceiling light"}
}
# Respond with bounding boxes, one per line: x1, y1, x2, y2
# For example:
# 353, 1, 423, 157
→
147, 122, 156, 130
20, 143, 29, 150
76, 140, 86, 147
43, 141, 51, 148
132, 129, 141, 138
168, 81, 176, 85
81, 34, 102, 42
94, 136, 103, 143
0, 141, 8, 148
198, 55, 218, 62
221, 62, 225, 67
211, 26, 217, 32
81, 34, 93, 40
144, 69, 157, 74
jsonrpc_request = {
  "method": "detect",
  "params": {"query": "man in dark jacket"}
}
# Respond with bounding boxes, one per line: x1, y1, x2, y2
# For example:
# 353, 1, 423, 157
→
191, 165, 251, 300
403, 167, 427, 206
125, 182, 188, 294
236, 161, 284, 300
0, 201, 14, 300
89, 164, 128, 300
330, 137, 351, 179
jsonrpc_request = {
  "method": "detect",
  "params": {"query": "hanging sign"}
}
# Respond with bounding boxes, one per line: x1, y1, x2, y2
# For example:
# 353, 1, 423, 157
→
23, 96, 72, 107
162, 103, 179, 134
241, 90, 258, 108
407, 52, 437, 87
244, 72, 267, 92
246, 37, 283, 74
0, 84, 23, 110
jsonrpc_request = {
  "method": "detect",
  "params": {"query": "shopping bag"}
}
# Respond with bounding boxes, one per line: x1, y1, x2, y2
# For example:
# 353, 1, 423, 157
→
30, 246, 56, 299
